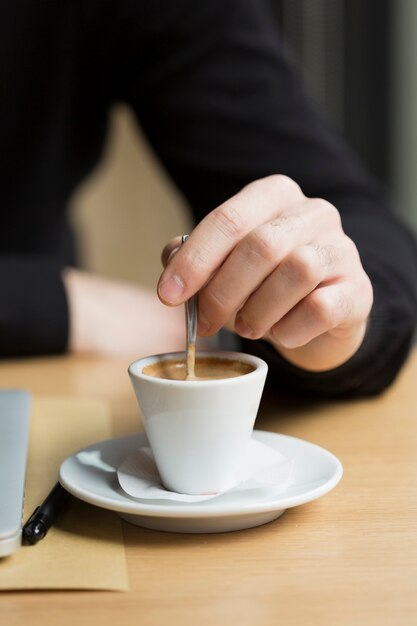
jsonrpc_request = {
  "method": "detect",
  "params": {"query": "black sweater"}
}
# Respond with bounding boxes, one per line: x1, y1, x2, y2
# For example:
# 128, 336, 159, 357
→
1, 0, 416, 397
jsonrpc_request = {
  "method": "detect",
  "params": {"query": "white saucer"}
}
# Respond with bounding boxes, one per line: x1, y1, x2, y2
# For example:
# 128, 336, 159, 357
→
59, 430, 343, 533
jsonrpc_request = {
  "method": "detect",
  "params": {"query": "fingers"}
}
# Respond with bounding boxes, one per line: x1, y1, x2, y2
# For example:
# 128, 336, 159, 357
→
156, 176, 372, 369
232, 244, 342, 339
196, 210, 335, 335
158, 175, 305, 305
266, 279, 373, 349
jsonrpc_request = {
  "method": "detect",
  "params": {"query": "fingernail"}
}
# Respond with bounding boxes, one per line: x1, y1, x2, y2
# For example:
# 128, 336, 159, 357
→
235, 317, 253, 338
158, 274, 185, 304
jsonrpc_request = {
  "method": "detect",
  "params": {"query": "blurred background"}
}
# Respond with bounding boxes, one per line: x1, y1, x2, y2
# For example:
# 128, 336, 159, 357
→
69, 0, 417, 288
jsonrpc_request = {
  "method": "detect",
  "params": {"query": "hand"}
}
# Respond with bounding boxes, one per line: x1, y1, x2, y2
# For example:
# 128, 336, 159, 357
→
63, 268, 185, 357
158, 175, 373, 372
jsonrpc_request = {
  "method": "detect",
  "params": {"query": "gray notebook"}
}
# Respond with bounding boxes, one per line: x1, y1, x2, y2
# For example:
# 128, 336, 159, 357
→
0, 390, 31, 557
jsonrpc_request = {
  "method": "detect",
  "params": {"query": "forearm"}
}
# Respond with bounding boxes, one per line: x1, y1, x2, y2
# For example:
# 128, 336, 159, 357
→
63, 268, 185, 357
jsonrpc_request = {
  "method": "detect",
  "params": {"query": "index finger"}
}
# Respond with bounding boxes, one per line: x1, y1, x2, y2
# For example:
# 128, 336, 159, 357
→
157, 175, 303, 305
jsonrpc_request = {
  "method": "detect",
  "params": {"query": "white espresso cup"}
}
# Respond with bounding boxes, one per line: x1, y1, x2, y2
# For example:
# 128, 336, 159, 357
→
128, 350, 268, 495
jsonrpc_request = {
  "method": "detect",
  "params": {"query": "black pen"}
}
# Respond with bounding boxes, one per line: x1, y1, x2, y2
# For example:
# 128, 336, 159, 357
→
22, 482, 71, 545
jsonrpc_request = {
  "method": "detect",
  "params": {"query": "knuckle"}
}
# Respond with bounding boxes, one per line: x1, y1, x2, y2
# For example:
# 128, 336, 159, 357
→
182, 246, 209, 273
199, 286, 233, 322
307, 287, 356, 328
212, 201, 246, 240
310, 198, 342, 227
343, 235, 361, 260
246, 225, 280, 264
238, 317, 260, 339
246, 174, 304, 201
358, 273, 374, 314
363, 273, 374, 301
282, 248, 320, 285
268, 323, 284, 345
201, 285, 231, 315
240, 308, 265, 337
335, 290, 354, 322
268, 323, 295, 349
306, 290, 336, 328
272, 174, 303, 197
269, 213, 305, 234
314, 244, 339, 270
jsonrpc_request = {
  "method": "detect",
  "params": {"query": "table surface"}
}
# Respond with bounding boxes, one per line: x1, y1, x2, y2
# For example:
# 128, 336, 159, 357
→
1, 349, 417, 626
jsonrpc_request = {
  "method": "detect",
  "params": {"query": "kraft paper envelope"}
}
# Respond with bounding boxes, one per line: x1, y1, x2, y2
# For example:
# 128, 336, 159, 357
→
0, 396, 129, 591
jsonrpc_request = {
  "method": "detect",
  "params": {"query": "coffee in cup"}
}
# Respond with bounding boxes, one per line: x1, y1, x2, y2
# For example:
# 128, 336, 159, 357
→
142, 356, 254, 381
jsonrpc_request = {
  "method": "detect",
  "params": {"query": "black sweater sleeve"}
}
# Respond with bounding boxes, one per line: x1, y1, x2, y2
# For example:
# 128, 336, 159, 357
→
0, 257, 68, 357
117, 0, 417, 396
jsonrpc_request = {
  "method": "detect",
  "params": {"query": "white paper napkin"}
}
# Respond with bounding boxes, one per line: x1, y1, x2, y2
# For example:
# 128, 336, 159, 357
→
117, 438, 293, 503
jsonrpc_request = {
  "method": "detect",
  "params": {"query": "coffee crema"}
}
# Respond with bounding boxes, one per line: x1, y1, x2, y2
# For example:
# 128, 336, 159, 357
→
142, 356, 255, 381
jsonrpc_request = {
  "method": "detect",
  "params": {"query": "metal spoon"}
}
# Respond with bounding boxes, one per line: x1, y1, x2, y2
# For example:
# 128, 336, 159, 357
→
181, 234, 198, 380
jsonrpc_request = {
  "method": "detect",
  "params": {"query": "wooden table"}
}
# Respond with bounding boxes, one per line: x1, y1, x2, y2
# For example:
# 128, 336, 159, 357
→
1, 350, 417, 626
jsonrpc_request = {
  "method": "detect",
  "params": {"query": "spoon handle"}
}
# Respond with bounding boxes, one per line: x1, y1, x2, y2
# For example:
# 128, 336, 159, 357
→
181, 235, 198, 378
185, 294, 198, 349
